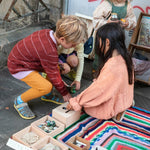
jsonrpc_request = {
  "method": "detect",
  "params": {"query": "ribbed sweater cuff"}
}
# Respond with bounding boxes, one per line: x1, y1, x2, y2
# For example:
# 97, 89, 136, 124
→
69, 98, 82, 111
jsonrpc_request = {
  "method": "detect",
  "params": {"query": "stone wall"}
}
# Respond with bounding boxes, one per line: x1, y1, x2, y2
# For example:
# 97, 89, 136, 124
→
47, 0, 63, 23
0, 0, 63, 69
0, 0, 63, 32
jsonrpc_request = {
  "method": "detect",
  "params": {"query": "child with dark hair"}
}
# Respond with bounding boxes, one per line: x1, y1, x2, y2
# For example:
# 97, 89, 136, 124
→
92, 0, 136, 71
67, 23, 134, 122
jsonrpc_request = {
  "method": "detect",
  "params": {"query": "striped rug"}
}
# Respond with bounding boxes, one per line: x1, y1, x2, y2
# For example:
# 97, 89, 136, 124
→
54, 106, 150, 150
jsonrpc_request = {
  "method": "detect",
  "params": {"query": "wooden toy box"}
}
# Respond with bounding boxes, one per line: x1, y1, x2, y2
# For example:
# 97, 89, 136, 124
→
12, 125, 46, 148
31, 115, 65, 137
66, 136, 90, 150
52, 102, 81, 128
32, 136, 68, 150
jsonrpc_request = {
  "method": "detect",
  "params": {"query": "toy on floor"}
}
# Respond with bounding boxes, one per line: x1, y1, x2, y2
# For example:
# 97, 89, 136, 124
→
66, 84, 76, 94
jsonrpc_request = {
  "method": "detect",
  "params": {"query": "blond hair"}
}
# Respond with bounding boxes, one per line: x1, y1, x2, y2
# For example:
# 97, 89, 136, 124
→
56, 15, 88, 44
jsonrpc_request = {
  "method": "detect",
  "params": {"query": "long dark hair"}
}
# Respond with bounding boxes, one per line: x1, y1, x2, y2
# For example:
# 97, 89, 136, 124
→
95, 23, 133, 84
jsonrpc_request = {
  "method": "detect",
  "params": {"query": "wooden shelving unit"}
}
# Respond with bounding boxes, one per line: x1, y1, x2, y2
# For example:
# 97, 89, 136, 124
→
128, 12, 150, 85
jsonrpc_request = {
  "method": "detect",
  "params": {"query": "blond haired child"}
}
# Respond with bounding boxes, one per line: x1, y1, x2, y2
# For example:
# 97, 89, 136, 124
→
55, 15, 88, 91
57, 43, 85, 90
7, 15, 87, 119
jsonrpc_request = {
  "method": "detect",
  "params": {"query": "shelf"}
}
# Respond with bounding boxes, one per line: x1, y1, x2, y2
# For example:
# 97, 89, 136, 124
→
128, 12, 150, 85
130, 43, 150, 53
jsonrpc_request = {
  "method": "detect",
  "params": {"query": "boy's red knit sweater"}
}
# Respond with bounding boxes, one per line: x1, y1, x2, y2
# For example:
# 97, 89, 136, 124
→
7, 29, 68, 96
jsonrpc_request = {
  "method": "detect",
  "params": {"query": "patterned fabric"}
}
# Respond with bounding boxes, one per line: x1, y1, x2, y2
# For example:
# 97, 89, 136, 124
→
54, 107, 150, 150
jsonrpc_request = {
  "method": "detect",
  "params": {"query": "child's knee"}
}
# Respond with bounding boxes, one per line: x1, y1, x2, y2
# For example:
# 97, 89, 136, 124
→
61, 63, 71, 74
67, 55, 78, 67
41, 82, 52, 95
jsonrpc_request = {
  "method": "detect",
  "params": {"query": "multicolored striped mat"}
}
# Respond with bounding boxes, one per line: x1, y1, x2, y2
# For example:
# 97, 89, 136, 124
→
54, 106, 150, 150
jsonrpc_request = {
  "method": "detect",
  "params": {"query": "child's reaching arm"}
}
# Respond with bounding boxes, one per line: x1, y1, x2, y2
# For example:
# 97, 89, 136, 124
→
67, 63, 119, 111
68, 71, 117, 111
67, 57, 132, 112
72, 43, 84, 90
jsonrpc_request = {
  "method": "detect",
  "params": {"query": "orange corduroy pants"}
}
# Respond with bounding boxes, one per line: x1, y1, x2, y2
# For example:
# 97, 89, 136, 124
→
20, 71, 52, 102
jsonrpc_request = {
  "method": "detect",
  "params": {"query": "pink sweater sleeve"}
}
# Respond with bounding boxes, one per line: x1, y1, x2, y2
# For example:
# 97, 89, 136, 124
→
69, 55, 133, 115
69, 63, 121, 111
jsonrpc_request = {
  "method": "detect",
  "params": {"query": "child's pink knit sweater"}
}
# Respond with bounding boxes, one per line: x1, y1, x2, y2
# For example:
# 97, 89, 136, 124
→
69, 55, 134, 119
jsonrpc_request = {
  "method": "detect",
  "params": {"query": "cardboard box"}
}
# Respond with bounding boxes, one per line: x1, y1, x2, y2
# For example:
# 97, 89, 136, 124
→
32, 136, 68, 150
12, 126, 46, 147
66, 136, 90, 150
52, 102, 81, 128
31, 115, 65, 137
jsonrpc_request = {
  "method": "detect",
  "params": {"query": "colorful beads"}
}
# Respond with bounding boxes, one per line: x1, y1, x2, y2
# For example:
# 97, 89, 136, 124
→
38, 120, 58, 133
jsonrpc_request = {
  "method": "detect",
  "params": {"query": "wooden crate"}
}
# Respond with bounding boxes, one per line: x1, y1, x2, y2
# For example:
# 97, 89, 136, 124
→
32, 136, 68, 150
128, 12, 150, 85
66, 136, 90, 150
52, 102, 81, 128
31, 115, 65, 137
12, 125, 46, 148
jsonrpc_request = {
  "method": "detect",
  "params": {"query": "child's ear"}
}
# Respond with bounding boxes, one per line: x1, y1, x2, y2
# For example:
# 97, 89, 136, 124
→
59, 37, 65, 43
106, 38, 110, 46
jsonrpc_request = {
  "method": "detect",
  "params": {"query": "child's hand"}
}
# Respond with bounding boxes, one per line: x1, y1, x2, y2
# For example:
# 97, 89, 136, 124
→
71, 81, 80, 90
63, 93, 72, 102
123, 20, 129, 28
120, 19, 129, 28
66, 103, 74, 110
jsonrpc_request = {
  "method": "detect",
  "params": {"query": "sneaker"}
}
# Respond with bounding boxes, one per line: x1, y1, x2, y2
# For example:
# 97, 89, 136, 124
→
14, 98, 35, 119
41, 94, 64, 105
